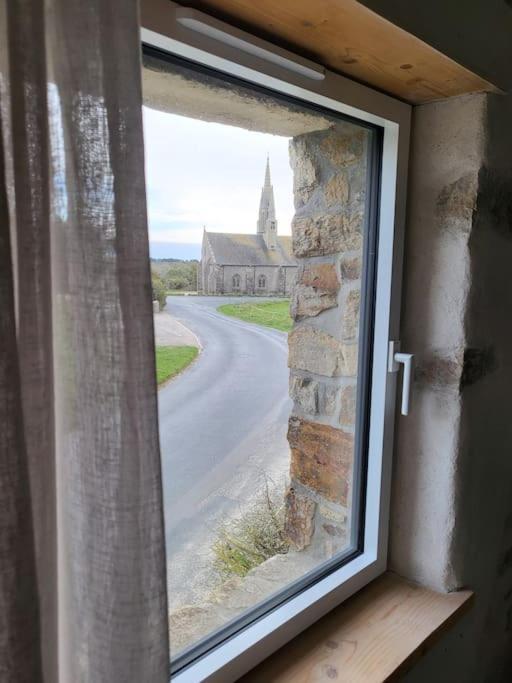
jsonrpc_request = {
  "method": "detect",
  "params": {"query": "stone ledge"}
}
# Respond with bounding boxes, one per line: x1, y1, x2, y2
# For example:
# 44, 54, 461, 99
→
169, 551, 327, 654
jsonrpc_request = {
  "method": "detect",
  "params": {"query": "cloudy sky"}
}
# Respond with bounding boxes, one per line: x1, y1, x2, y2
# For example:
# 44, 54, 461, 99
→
143, 106, 294, 260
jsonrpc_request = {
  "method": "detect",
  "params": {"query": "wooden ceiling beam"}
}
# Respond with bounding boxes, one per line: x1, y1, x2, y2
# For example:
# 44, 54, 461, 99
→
177, 0, 497, 104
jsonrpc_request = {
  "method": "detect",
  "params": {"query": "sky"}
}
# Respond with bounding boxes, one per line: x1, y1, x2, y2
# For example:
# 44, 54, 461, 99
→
143, 107, 294, 260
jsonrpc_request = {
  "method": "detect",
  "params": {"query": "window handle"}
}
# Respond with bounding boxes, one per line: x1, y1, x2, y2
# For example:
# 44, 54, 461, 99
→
388, 341, 414, 416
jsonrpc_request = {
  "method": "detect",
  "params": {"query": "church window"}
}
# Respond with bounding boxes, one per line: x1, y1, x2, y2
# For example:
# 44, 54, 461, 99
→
257, 274, 266, 289
232, 273, 241, 289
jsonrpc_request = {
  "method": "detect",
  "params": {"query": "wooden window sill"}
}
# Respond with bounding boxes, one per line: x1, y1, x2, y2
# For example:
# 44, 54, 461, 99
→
240, 572, 473, 682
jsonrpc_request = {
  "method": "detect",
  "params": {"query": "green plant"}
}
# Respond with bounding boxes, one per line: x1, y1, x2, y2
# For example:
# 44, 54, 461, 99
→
213, 484, 289, 578
152, 271, 168, 310
150, 258, 198, 291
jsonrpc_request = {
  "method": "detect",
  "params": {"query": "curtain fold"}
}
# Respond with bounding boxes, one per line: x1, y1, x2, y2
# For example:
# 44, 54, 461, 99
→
0, 1, 170, 681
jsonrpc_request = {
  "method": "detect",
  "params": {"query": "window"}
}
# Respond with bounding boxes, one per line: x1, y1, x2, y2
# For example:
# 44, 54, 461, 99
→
142, 7, 409, 681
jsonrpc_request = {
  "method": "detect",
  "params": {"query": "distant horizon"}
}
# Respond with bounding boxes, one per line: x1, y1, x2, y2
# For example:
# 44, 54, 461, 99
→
150, 241, 201, 261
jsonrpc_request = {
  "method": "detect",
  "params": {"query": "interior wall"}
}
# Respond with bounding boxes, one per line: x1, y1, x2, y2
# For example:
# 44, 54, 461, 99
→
389, 94, 485, 591
393, 92, 512, 682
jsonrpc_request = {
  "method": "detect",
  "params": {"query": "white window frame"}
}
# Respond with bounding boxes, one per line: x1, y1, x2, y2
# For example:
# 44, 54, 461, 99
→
141, 3, 411, 680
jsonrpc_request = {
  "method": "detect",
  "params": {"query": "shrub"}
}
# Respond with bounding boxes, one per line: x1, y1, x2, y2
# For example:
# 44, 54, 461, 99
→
163, 261, 198, 291
212, 485, 289, 578
152, 271, 167, 310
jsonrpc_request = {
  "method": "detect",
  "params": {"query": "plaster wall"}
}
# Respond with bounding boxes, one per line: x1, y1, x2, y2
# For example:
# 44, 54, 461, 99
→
393, 92, 512, 682
390, 94, 485, 591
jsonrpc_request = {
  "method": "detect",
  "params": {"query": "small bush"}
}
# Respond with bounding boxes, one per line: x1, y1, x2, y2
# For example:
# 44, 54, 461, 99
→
213, 486, 289, 578
152, 272, 167, 310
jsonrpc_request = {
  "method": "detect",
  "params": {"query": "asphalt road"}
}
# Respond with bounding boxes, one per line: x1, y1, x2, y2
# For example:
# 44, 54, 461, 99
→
158, 296, 292, 609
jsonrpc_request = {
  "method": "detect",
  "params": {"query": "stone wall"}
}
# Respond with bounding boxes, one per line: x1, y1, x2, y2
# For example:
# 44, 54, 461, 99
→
285, 122, 368, 555
389, 92, 512, 683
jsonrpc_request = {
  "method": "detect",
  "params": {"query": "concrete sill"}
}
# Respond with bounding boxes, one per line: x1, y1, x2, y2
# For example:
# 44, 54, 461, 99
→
240, 572, 473, 682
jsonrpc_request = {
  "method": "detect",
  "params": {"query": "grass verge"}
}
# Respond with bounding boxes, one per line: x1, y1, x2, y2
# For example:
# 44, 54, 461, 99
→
217, 299, 292, 332
156, 345, 198, 385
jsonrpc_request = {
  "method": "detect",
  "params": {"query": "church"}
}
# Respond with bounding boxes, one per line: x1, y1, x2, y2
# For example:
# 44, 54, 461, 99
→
198, 157, 298, 296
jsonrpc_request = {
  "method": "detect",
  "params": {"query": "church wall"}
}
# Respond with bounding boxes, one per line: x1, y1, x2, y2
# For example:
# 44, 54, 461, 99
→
196, 261, 202, 293
254, 266, 281, 295
214, 265, 224, 294
220, 264, 296, 296
200, 236, 214, 295
204, 263, 219, 295
222, 265, 252, 295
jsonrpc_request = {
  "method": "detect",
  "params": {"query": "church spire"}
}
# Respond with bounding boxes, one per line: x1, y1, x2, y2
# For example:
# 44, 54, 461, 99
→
264, 154, 271, 188
257, 156, 278, 249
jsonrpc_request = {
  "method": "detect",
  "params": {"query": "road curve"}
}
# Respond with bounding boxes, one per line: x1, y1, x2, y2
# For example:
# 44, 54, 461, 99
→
158, 296, 292, 608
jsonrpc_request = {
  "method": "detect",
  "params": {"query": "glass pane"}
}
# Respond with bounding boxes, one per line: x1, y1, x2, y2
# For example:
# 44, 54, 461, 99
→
142, 49, 379, 668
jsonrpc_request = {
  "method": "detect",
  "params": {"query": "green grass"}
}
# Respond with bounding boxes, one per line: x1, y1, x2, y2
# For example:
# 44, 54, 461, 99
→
217, 300, 292, 332
155, 346, 198, 385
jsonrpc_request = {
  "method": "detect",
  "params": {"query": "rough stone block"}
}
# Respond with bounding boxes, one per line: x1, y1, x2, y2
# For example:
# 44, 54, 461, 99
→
300, 263, 339, 291
291, 263, 340, 319
291, 284, 338, 319
289, 138, 318, 207
284, 486, 316, 550
318, 384, 338, 416
340, 384, 357, 425
292, 212, 363, 257
289, 375, 318, 414
324, 172, 349, 206
318, 501, 346, 523
288, 326, 342, 377
322, 523, 344, 538
339, 343, 358, 377
340, 255, 362, 281
290, 375, 339, 417
342, 289, 361, 340
288, 417, 353, 505
320, 128, 365, 167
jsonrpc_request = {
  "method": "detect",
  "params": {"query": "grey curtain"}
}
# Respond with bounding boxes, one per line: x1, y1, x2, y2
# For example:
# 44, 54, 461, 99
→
0, 1, 170, 681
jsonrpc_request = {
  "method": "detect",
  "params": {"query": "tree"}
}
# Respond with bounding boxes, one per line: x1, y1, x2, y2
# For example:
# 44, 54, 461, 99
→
164, 261, 197, 291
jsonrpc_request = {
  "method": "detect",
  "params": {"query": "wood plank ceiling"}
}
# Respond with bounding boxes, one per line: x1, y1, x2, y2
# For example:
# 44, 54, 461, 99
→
178, 0, 496, 104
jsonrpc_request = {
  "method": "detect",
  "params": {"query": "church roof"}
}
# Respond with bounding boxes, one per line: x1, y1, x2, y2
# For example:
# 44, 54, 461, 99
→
205, 232, 296, 266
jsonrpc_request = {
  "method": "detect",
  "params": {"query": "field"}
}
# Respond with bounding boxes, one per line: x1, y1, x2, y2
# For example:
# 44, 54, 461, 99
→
156, 346, 199, 385
217, 300, 292, 332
